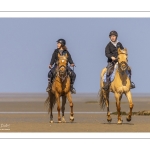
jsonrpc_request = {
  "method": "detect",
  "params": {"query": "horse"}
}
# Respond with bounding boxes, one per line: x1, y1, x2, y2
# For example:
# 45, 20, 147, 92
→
99, 48, 134, 124
45, 53, 74, 123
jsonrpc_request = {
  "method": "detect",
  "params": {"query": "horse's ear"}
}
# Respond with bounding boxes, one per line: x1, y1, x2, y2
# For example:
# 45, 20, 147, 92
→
118, 47, 122, 54
124, 48, 128, 55
64, 53, 68, 58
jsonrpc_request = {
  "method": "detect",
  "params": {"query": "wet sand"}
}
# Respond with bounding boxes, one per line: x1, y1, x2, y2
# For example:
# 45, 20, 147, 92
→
0, 93, 150, 132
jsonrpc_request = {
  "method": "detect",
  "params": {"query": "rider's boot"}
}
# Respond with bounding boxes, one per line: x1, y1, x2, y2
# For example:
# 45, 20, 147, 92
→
70, 84, 76, 94
128, 74, 135, 89
46, 79, 52, 92
102, 75, 111, 91
128, 68, 135, 89
130, 81, 135, 89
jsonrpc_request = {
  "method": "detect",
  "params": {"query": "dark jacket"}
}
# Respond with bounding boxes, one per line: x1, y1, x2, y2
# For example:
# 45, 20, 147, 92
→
50, 49, 74, 65
105, 41, 124, 62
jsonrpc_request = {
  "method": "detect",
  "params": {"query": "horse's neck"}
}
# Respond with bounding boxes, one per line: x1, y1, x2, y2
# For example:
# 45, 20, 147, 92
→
56, 72, 68, 83
115, 69, 128, 81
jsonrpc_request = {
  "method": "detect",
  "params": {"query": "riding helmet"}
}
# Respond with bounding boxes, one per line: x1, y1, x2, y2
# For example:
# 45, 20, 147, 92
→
56, 39, 66, 46
109, 31, 118, 37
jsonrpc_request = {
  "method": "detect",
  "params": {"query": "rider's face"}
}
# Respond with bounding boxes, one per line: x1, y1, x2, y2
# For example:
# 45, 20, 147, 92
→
110, 35, 117, 42
57, 42, 62, 49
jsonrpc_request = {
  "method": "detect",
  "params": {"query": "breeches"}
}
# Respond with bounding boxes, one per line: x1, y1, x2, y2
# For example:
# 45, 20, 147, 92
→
106, 62, 115, 77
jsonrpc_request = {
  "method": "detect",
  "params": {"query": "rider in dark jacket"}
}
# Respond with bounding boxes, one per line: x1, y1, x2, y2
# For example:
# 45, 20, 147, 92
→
103, 31, 135, 90
46, 39, 76, 94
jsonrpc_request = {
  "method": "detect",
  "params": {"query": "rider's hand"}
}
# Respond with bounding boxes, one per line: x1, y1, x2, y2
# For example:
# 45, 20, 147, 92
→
70, 64, 75, 67
111, 57, 116, 61
49, 65, 52, 69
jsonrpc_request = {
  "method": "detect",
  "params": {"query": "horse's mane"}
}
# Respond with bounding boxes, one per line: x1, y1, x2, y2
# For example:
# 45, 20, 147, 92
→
59, 55, 68, 60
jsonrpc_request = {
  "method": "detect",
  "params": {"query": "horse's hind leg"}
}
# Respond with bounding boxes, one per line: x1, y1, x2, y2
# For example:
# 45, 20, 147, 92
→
66, 92, 74, 122
104, 91, 112, 122
61, 96, 66, 123
125, 91, 134, 122
50, 109, 53, 123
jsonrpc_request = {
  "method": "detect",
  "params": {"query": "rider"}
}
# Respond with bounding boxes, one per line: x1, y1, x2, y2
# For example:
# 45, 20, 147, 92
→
46, 39, 76, 94
103, 30, 135, 90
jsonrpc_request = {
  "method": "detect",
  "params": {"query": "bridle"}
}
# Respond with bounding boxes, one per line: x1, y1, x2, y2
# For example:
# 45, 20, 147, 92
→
56, 59, 68, 82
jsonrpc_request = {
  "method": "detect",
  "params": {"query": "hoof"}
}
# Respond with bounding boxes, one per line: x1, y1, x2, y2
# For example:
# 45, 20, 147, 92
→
107, 118, 112, 123
50, 120, 54, 123
70, 116, 74, 122
61, 117, 66, 123
126, 116, 131, 122
58, 121, 62, 123
117, 120, 122, 124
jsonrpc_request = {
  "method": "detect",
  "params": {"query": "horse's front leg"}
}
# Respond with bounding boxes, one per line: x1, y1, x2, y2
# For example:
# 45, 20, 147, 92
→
115, 92, 122, 124
50, 106, 53, 123
125, 91, 134, 122
55, 93, 61, 123
103, 91, 112, 122
49, 92, 54, 123
61, 96, 66, 123
66, 92, 74, 122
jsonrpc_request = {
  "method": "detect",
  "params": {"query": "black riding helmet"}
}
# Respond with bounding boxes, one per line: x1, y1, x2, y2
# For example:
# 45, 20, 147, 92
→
56, 39, 66, 46
109, 31, 118, 37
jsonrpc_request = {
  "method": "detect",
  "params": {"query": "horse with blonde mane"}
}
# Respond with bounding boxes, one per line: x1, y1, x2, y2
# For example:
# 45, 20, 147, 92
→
45, 53, 74, 123
99, 48, 134, 124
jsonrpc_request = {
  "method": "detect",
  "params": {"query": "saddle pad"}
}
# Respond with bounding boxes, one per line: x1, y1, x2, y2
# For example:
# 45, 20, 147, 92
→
103, 68, 116, 82
103, 63, 118, 82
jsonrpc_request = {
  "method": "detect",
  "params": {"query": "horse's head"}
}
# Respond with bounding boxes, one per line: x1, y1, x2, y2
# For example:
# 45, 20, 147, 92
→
117, 48, 128, 72
57, 53, 68, 75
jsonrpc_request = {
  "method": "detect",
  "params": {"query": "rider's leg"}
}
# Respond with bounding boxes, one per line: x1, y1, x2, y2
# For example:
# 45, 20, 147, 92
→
46, 65, 56, 92
103, 62, 115, 90
128, 67, 135, 89
46, 71, 53, 92
67, 67, 76, 94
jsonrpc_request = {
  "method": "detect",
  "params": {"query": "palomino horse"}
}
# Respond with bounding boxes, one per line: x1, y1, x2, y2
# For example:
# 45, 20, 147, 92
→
99, 48, 134, 124
45, 53, 74, 123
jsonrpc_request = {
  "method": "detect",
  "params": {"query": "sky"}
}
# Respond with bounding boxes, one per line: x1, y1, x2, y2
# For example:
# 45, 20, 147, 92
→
0, 18, 150, 93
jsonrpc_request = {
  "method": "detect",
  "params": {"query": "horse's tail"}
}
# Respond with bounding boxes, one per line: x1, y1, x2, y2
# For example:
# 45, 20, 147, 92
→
98, 88, 106, 110
45, 91, 56, 113
98, 68, 107, 110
